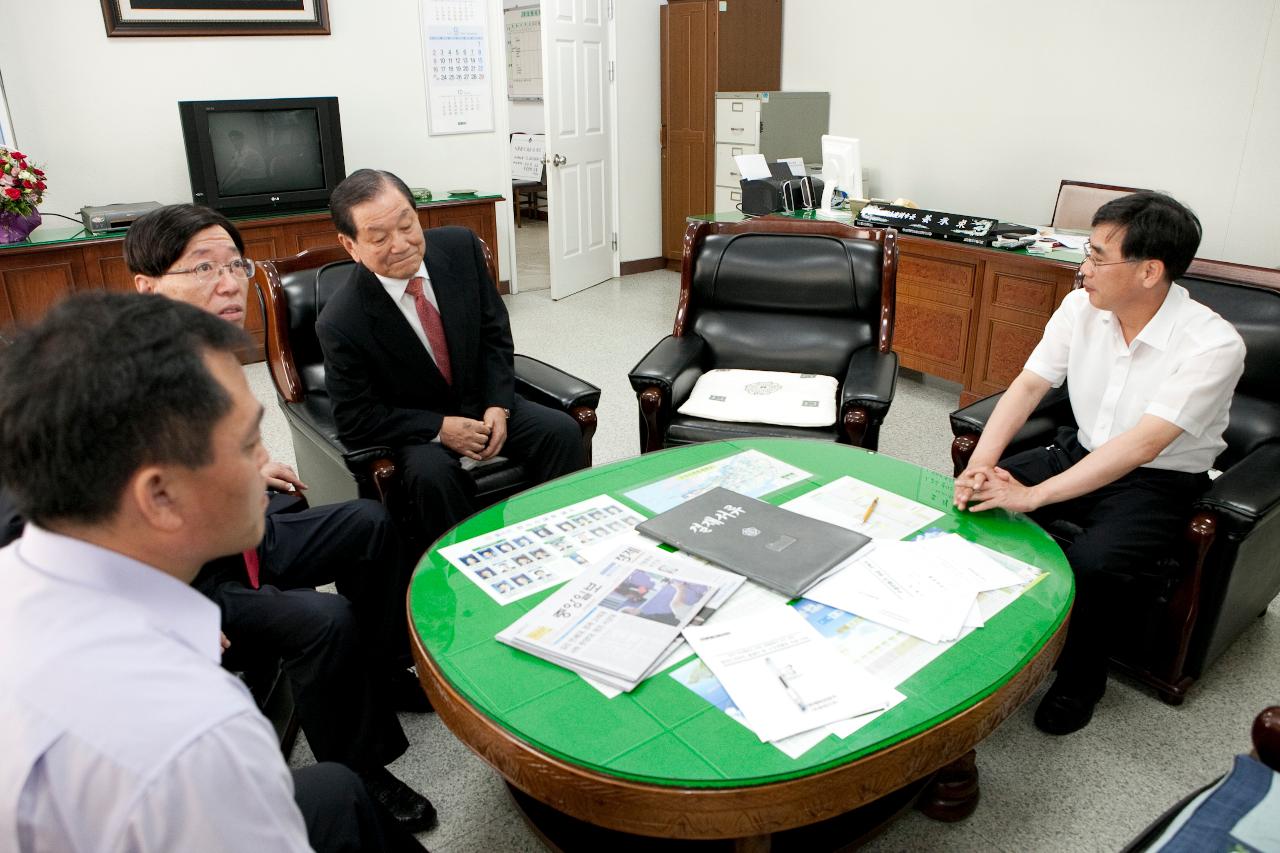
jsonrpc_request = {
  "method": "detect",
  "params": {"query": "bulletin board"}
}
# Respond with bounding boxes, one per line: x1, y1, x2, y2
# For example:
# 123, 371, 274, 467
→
421, 0, 495, 135
505, 5, 542, 101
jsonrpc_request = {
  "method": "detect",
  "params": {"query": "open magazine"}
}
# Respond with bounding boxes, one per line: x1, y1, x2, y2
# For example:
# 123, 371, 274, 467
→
496, 543, 739, 692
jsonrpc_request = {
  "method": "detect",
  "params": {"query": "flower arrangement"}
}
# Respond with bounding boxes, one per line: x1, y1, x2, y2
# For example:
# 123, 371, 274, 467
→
0, 147, 46, 216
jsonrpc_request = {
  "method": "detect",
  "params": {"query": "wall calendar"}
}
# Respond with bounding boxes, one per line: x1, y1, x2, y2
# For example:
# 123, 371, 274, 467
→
421, 0, 495, 135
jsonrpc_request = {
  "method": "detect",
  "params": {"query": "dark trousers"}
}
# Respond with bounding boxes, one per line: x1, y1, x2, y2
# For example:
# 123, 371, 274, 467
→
1000, 427, 1208, 699
398, 394, 585, 544
210, 499, 412, 771
294, 763, 426, 852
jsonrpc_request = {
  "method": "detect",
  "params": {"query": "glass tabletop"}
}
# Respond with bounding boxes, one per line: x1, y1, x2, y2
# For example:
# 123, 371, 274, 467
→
408, 438, 1072, 789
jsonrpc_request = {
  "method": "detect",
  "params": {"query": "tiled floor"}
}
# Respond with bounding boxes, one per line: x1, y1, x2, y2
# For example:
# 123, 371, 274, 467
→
249, 268, 1280, 852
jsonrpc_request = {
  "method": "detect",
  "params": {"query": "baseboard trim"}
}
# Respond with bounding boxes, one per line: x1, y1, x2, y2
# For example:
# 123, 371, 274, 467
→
619, 257, 667, 276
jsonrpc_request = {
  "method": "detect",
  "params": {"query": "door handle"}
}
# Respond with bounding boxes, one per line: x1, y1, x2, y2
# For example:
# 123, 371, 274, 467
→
550, 153, 567, 167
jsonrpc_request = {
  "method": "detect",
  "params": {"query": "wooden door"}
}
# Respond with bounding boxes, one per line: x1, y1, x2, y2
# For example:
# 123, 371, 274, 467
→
661, 0, 714, 260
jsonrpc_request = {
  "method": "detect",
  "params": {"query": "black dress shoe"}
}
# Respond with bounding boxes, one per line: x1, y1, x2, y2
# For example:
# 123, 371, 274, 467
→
1034, 688, 1100, 736
390, 667, 433, 713
360, 767, 437, 833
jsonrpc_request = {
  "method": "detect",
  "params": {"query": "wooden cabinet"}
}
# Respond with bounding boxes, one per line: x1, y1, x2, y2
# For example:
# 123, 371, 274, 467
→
661, 0, 781, 261
0, 196, 502, 361
893, 235, 1079, 404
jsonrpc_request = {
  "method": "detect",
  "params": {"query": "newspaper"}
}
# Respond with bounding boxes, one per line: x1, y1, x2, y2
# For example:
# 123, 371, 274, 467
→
496, 543, 732, 692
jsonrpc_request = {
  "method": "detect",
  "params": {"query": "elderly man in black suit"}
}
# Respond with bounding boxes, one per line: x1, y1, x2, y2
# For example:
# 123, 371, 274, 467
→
317, 169, 584, 544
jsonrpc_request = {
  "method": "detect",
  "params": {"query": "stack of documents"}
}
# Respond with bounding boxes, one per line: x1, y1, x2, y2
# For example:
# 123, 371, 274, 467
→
496, 543, 742, 692
803, 534, 1030, 644
682, 604, 898, 743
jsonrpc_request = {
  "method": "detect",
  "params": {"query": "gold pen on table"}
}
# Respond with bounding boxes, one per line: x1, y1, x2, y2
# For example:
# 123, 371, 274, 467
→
862, 496, 879, 524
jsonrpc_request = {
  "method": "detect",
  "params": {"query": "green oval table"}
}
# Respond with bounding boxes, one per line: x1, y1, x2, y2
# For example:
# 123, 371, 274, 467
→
409, 438, 1072, 849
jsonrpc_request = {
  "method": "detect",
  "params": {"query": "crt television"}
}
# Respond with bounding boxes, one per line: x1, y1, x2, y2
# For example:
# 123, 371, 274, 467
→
178, 96, 345, 216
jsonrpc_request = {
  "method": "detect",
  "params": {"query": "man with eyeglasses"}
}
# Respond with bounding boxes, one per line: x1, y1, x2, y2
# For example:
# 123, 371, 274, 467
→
953, 192, 1245, 735
124, 204, 437, 832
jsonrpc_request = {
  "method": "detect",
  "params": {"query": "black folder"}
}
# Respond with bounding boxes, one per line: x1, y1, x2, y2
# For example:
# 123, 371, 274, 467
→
635, 487, 870, 598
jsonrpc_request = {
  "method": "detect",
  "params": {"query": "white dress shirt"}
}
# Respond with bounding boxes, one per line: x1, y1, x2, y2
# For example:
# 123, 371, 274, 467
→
378, 261, 443, 365
0, 526, 312, 852
1024, 284, 1246, 473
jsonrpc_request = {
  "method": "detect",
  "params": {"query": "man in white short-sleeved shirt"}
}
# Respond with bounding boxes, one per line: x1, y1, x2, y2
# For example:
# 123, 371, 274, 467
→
0, 294, 418, 852
953, 192, 1245, 736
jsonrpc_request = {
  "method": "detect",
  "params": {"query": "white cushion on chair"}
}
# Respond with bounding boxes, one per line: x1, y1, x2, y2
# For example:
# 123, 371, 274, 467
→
678, 369, 839, 428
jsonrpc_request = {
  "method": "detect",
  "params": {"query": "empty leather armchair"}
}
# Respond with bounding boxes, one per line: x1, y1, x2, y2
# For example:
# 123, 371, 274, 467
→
1051, 180, 1148, 231
950, 259, 1280, 704
254, 241, 601, 525
629, 219, 899, 453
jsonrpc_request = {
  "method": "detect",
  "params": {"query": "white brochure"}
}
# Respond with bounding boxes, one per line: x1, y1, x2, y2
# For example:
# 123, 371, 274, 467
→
682, 605, 896, 743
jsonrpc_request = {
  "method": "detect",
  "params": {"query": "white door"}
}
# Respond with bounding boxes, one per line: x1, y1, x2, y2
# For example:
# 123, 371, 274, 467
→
543, 0, 614, 300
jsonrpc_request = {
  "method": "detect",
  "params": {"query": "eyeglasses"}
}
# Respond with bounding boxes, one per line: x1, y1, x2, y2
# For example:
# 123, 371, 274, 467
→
1081, 241, 1141, 270
162, 257, 255, 287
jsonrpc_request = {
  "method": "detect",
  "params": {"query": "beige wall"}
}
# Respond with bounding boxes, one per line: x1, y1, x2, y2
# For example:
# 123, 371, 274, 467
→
781, 0, 1280, 267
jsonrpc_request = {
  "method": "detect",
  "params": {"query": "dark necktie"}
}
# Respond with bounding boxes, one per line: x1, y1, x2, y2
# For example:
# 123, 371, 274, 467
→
406, 276, 453, 385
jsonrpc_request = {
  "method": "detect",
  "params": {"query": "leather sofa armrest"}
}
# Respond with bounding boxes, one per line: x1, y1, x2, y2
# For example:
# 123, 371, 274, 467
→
949, 385, 1075, 475
1198, 443, 1280, 537
514, 353, 601, 413
341, 446, 396, 473
840, 346, 897, 422
628, 335, 706, 402
950, 384, 1074, 442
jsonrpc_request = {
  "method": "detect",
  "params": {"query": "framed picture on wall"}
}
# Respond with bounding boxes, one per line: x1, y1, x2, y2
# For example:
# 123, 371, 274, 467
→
0, 71, 15, 149
100, 0, 330, 37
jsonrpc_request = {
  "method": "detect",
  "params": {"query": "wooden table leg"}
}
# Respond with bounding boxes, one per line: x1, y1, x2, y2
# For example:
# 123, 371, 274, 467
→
733, 834, 771, 853
916, 749, 980, 822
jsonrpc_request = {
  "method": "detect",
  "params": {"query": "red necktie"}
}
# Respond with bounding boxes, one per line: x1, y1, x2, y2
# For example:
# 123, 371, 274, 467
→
406, 276, 453, 385
242, 548, 260, 589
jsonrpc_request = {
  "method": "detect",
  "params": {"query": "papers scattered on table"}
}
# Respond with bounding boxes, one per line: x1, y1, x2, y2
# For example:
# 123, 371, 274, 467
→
496, 543, 740, 692
667, 532, 1045, 759
440, 495, 645, 605
682, 604, 898, 744
1047, 231, 1088, 250
803, 534, 1038, 644
781, 475, 944, 541
624, 449, 810, 514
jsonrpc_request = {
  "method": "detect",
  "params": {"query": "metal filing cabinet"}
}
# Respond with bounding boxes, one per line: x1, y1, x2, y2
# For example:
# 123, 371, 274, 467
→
714, 91, 830, 212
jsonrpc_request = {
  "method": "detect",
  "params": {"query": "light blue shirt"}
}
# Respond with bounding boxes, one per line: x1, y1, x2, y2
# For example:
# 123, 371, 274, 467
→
0, 525, 311, 852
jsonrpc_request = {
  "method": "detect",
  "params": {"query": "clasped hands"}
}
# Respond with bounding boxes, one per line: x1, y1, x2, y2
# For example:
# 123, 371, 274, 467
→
439, 407, 508, 461
954, 462, 1042, 514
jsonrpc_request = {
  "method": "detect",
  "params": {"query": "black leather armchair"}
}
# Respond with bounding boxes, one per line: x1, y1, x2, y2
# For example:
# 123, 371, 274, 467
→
950, 259, 1280, 704
254, 242, 601, 527
628, 219, 899, 453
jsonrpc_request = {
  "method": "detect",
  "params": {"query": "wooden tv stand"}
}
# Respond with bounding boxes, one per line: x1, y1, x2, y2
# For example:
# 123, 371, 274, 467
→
0, 195, 503, 362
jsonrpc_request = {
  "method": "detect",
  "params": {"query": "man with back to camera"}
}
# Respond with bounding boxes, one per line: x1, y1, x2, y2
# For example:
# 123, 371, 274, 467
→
0, 293, 424, 851
316, 169, 584, 544
125, 203, 435, 829
954, 192, 1245, 735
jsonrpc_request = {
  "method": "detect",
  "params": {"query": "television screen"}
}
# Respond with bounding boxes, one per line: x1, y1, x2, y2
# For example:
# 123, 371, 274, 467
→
207, 109, 326, 198
179, 96, 344, 216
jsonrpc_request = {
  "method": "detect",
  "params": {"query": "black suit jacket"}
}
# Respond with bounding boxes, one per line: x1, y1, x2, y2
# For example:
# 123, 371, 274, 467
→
316, 226, 516, 449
